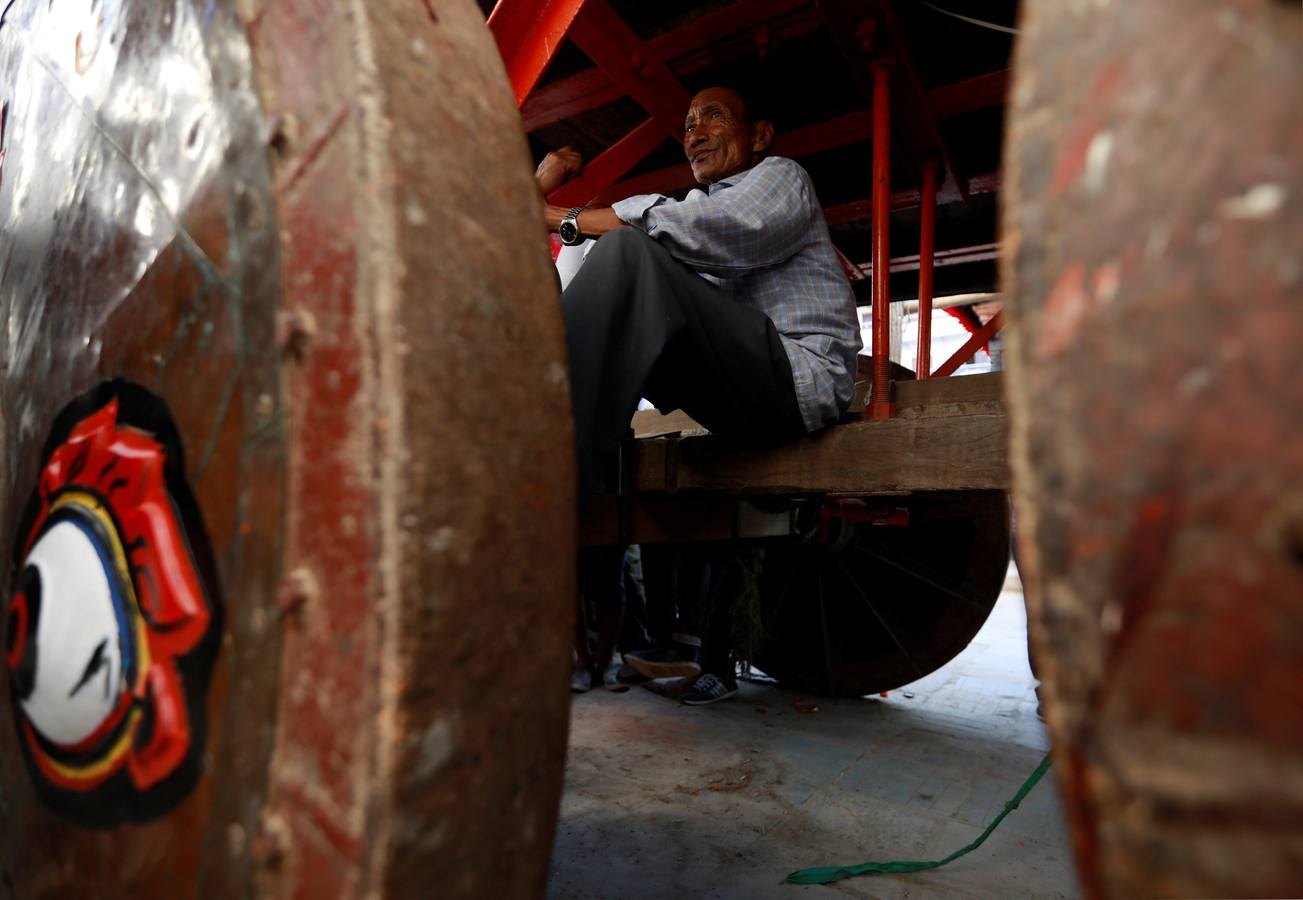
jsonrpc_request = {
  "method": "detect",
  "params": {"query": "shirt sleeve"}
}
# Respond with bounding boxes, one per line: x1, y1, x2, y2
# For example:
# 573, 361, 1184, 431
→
611, 158, 816, 277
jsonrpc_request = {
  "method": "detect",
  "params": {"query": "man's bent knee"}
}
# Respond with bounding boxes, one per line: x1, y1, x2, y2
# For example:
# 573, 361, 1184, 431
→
588, 226, 661, 265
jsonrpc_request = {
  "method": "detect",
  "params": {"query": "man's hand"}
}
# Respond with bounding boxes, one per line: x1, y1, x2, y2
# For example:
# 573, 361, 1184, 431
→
535, 146, 583, 196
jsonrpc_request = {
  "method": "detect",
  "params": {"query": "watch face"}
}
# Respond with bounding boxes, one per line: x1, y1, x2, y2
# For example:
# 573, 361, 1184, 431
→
559, 220, 580, 245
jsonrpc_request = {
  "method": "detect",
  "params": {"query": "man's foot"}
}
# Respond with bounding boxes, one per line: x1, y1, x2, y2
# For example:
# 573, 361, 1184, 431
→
602, 662, 629, 692
570, 667, 593, 693
624, 643, 701, 680
681, 672, 738, 706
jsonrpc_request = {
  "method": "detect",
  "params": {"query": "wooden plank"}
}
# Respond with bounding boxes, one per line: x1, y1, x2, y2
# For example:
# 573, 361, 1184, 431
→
894, 371, 1005, 419
632, 411, 1009, 494
634, 372, 1006, 436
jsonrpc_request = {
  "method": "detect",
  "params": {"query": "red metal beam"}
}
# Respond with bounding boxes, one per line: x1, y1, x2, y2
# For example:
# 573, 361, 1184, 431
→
823, 172, 1000, 225
868, 60, 893, 419
931, 310, 1004, 378
522, 0, 818, 131
487, 0, 591, 108
930, 70, 1009, 118
915, 161, 937, 380
817, 0, 968, 206
547, 118, 665, 207
842, 242, 1000, 282
568, 1, 693, 138
873, 0, 970, 206
594, 106, 1001, 205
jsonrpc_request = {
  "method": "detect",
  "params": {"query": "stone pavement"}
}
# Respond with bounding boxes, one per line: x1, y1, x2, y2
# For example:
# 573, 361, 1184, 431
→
547, 575, 1079, 899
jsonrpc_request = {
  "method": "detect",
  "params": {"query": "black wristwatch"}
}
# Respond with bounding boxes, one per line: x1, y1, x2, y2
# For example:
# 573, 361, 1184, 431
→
558, 206, 585, 246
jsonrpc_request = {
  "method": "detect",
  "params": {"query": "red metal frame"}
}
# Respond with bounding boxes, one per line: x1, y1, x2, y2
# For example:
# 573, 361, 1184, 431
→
931, 310, 1004, 378
841, 242, 999, 282
868, 0, 969, 206
868, 59, 894, 420
823, 172, 1000, 225
522, 0, 817, 131
547, 118, 665, 207
930, 70, 1009, 118
915, 161, 937, 380
596, 90, 1004, 205
487, 0, 591, 108
816, 498, 909, 543
567, 1, 692, 137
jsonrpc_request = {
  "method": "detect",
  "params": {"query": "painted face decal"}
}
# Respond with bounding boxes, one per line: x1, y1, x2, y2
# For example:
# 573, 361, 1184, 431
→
5, 380, 220, 827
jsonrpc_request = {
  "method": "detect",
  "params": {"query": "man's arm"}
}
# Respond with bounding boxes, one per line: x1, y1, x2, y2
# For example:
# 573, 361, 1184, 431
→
543, 204, 625, 237
614, 157, 814, 275
536, 147, 629, 238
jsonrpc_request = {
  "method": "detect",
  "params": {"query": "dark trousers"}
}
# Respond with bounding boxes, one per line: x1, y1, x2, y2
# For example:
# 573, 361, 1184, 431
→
561, 227, 806, 492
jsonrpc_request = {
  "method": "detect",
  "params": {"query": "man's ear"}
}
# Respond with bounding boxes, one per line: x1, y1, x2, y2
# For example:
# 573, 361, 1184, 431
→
751, 120, 775, 155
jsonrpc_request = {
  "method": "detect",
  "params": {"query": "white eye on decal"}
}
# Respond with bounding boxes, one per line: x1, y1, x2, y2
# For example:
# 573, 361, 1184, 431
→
17, 518, 125, 746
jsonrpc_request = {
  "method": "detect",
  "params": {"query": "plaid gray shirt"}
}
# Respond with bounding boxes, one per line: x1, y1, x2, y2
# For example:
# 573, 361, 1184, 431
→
612, 156, 861, 432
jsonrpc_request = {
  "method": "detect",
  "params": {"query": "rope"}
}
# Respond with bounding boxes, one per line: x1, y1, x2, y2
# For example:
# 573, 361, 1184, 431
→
909, 0, 1020, 36
785, 753, 1052, 885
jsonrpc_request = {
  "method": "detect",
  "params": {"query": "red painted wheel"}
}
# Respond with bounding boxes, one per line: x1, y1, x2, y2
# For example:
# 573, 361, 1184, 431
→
0, 1, 573, 896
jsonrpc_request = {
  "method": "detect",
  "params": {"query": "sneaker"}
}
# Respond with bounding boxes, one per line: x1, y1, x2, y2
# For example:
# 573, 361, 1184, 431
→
681, 672, 738, 706
602, 663, 629, 692
624, 643, 701, 680
570, 667, 593, 693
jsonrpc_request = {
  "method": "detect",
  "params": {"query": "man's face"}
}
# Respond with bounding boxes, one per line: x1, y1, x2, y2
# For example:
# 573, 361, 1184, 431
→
683, 88, 771, 185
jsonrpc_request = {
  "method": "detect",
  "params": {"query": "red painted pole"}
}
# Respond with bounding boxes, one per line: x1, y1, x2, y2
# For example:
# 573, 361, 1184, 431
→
869, 59, 895, 419
915, 160, 938, 380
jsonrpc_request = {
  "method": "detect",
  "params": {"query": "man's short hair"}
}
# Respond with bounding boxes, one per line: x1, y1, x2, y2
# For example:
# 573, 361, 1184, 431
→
722, 84, 771, 125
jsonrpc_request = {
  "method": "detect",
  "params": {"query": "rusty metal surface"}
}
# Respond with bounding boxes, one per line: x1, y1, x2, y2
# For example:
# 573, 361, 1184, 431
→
1, 0, 574, 896
1003, 2, 1303, 897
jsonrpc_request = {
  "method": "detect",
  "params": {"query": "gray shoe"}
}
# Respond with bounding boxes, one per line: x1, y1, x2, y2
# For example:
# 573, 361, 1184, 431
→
570, 667, 593, 693
602, 663, 629, 692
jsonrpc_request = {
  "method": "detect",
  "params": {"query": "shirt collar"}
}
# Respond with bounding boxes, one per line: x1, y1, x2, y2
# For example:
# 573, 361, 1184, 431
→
707, 162, 758, 195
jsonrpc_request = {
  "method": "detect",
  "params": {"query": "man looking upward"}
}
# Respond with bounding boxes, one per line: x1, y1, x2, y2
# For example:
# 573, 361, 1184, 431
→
538, 86, 862, 494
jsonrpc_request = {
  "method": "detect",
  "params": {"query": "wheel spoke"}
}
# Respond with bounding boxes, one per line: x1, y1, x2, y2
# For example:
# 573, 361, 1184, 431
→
836, 557, 925, 678
816, 567, 837, 692
851, 543, 990, 611
765, 565, 798, 635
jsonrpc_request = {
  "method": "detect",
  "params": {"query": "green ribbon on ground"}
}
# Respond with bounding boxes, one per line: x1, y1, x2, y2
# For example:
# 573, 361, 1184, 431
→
785, 753, 1053, 886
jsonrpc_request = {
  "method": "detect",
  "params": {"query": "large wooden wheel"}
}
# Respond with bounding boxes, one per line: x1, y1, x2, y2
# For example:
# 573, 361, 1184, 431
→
755, 492, 1011, 697
1004, 2, 1302, 896
0, 1, 572, 897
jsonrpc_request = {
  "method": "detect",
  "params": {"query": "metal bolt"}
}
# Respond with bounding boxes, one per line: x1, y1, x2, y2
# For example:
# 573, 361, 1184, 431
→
276, 308, 316, 359
252, 813, 288, 869
276, 567, 317, 618
856, 18, 877, 54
